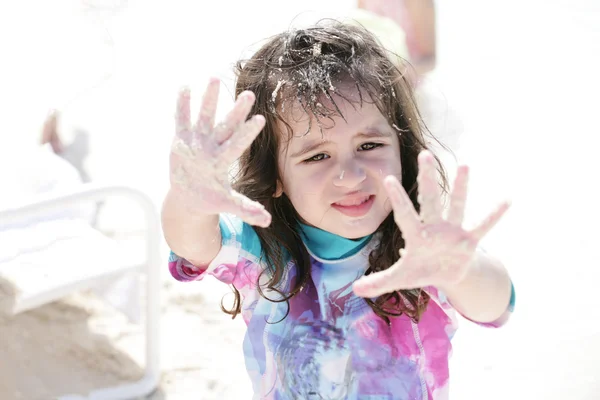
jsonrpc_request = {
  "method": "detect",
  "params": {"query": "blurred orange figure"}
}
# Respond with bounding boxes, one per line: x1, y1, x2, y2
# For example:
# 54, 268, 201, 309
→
356, 0, 436, 77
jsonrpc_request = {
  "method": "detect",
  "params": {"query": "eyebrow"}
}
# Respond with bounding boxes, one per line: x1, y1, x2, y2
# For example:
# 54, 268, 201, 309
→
290, 128, 393, 158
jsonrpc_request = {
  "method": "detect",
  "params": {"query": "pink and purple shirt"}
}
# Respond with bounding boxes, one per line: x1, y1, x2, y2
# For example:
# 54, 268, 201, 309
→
169, 214, 515, 399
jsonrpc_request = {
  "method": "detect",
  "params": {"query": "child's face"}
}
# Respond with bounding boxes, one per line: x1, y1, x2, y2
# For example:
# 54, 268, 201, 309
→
277, 87, 402, 239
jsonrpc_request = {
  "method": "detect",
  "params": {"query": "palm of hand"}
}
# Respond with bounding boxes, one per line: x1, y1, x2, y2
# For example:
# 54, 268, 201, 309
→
170, 128, 234, 216
169, 78, 270, 227
398, 222, 477, 289
353, 151, 509, 297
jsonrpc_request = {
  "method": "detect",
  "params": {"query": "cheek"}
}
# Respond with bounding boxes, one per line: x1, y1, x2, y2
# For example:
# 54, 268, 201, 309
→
282, 166, 320, 202
283, 169, 335, 219
365, 152, 402, 178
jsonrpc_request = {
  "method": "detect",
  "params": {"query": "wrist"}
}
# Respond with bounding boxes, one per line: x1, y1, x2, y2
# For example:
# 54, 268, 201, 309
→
165, 187, 218, 220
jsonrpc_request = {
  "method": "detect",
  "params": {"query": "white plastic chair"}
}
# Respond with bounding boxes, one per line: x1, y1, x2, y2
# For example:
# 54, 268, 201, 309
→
0, 184, 161, 400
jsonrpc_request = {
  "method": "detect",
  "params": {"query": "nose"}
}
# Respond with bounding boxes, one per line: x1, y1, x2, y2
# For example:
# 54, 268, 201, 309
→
333, 159, 366, 188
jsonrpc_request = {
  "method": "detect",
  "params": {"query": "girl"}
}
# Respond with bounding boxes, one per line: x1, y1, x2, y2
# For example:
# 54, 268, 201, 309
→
162, 22, 515, 400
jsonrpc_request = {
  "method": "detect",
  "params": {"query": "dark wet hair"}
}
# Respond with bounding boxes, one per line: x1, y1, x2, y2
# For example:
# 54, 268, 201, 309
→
224, 20, 448, 324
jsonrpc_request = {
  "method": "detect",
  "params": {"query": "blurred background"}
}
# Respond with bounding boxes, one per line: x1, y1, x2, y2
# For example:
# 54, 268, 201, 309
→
0, 0, 599, 399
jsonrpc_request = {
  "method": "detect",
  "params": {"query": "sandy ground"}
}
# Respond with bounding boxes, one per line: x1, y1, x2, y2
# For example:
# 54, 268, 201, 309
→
1, 0, 600, 399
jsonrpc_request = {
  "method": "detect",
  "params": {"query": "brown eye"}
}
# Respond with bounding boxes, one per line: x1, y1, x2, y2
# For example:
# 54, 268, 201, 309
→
304, 153, 329, 163
359, 142, 383, 151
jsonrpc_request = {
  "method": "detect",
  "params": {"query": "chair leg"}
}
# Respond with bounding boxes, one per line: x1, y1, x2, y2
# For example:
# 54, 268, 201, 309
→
63, 187, 162, 400
68, 255, 162, 400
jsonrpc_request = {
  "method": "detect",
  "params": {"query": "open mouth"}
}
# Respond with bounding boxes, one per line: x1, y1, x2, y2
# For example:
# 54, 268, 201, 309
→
331, 195, 375, 217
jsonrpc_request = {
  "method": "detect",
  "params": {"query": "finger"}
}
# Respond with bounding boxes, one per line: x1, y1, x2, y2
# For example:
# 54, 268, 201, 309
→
175, 87, 192, 140
214, 90, 256, 144
470, 201, 511, 240
353, 268, 399, 298
195, 77, 221, 137
227, 191, 272, 228
352, 263, 416, 298
447, 165, 469, 225
417, 150, 443, 224
42, 109, 58, 136
384, 175, 421, 239
221, 115, 266, 162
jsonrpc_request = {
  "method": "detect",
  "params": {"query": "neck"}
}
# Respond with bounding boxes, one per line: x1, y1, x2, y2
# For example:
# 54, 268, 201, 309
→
298, 223, 373, 261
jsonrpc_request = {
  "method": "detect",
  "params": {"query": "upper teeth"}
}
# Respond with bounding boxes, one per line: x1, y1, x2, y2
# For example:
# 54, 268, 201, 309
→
336, 196, 369, 206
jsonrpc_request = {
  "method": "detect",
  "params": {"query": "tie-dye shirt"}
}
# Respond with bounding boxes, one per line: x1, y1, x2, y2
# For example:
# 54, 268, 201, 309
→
169, 214, 515, 400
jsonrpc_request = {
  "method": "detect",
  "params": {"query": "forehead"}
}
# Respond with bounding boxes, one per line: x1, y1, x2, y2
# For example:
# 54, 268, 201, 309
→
277, 84, 389, 144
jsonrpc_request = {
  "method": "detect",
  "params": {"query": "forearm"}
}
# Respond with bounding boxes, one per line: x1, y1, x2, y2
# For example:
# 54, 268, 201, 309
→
161, 188, 222, 267
438, 249, 513, 323
403, 0, 437, 67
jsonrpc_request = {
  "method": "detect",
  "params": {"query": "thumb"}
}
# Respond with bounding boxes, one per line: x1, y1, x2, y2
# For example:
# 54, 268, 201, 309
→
353, 267, 401, 298
227, 192, 272, 228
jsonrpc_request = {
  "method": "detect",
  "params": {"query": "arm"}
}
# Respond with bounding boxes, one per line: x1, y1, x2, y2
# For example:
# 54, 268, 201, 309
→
438, 249, 513, 324
353, 152, 514, 328
162, 79, 269, 269
161, 188, 221, 267
402, 0, 437, 73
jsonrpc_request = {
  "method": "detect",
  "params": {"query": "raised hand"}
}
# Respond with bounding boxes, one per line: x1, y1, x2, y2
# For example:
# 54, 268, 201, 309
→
170, 78, 271, 227
353, 151, 510, 298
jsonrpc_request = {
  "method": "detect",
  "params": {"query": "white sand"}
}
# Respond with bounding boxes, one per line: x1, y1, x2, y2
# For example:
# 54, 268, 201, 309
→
1, 0, 600, 399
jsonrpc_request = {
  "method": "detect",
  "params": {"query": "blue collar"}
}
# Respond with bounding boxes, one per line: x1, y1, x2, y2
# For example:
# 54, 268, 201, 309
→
298, 223, 373, 261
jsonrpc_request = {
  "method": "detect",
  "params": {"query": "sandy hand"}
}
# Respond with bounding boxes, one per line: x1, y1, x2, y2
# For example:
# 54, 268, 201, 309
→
170, 78, 270, 227
353, 151, 510, 297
